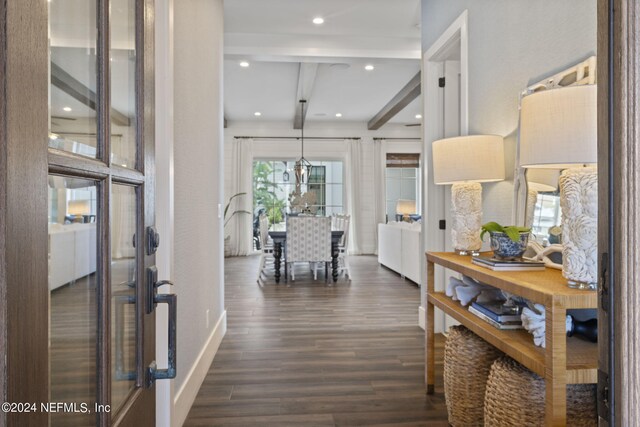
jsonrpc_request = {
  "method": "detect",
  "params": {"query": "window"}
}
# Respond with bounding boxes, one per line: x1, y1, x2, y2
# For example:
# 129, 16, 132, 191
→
253, 160, 344, 227
385, 153, 420, 222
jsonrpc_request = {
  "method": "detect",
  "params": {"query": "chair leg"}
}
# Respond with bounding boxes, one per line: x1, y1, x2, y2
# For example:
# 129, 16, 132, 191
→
256, 254, 265, 283
344, 255, 350, 278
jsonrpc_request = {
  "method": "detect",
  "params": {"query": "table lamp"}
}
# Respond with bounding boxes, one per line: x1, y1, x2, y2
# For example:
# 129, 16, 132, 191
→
524, 168, 560, 228
519, 84, 597, 290
396, 199, 416, 222
432, 135, 505, 255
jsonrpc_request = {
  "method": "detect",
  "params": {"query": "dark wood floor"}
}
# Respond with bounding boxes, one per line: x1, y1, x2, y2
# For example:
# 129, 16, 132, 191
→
185, 255, 447, 426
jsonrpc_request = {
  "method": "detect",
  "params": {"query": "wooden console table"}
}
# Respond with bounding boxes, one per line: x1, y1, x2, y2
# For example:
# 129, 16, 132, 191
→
425, 252, 598, 426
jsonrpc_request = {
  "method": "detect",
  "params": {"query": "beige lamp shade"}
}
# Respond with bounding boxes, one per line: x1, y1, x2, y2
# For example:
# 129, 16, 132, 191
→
396, 199, 416, 215
519, 85, 597, 168
526, 168, 560, 192
432, 135, 505, 185
68, 200, 91, 216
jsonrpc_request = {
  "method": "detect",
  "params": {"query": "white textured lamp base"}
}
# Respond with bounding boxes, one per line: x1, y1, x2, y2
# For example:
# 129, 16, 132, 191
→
451, 182, 482, 255
559, 167, 598, 290
525, 188, 538, 229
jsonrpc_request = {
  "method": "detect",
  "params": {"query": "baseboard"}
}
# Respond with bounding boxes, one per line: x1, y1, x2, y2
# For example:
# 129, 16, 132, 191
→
173, 310, 227, 427
418, 306, 425, 330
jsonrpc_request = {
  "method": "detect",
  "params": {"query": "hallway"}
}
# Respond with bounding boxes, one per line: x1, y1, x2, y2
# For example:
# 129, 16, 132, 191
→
184, 256, 446, 426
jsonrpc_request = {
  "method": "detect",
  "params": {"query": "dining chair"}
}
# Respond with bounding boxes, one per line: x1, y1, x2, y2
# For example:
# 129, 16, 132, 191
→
332, 213, 351, 278
286, 216, 332, 281
256, 213, 274, 283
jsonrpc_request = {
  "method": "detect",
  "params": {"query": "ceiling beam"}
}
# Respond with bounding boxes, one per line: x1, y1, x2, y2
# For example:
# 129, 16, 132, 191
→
50, 62, 131, 127
293, 62, 318, 129
367, 71, 421, 130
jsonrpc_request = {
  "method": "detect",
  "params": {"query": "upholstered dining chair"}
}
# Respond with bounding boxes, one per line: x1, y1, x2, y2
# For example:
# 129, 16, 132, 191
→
286, 216, 332, 281
256, 214, 274, 283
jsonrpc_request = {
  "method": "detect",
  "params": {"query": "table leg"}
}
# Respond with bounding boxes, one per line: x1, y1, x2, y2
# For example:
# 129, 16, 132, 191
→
274, 242, 282, 283
545, 299, 567, 426
426, 259, 435, 394
332, 241, 339, 282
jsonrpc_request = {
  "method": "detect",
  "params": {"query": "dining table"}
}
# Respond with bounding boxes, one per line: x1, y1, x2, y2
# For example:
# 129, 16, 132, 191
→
268, 230, 344, 283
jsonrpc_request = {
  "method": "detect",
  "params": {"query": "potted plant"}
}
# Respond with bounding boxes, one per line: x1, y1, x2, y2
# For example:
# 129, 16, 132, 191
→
480, 222, 531, 260
224, 192, 251, 257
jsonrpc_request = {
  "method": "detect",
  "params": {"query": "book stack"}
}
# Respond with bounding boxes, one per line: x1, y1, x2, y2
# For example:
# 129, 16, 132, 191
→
468, 301, 524, 330
471, 256, 545, 271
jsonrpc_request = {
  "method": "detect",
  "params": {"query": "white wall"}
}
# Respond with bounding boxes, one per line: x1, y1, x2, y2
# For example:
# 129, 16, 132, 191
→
224, 121, 422, 255
170, 0, 226, 425
419, 0, 597, 309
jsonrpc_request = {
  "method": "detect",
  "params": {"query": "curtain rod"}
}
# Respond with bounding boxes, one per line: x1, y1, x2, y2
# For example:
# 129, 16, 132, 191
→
233, 136, 361, 140
373, 137, 422, 141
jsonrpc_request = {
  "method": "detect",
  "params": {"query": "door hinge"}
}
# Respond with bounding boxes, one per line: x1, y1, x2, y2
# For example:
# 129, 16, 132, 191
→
598, 369, 611, 423
439, 219, 446, 230
599, 252, 609, 310
438, 77, 446, 88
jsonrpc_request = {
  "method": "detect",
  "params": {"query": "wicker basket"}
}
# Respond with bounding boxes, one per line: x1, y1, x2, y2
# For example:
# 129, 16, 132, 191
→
484, 356, 597, 426
444, 325, 503, 426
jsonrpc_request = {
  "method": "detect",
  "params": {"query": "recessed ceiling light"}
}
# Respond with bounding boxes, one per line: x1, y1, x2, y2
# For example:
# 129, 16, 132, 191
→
254, 112, 262, 117
415, 114, 423, 119
239, 61, 250, 67
364, 64, 375, 71
335, 113, 342, 118
312, 17, 324, 25
63, 106, 72, 112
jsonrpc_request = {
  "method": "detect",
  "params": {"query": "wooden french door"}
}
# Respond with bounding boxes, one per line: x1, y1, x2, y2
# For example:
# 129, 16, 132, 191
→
1, 0, 165, 425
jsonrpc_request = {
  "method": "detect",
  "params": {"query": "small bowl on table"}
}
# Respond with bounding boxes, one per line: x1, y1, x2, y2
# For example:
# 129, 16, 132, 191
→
489, 231, 530, 260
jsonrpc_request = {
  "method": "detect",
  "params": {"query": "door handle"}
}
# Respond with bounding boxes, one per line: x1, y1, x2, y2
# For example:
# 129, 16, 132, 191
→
146, 266, 177, 386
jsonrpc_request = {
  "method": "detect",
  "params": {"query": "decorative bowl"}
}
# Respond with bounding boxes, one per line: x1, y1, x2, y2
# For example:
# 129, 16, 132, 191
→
489, 231, 530, 260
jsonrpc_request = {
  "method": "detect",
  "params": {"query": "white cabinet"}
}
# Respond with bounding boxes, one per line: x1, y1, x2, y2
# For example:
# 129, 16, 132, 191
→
378, 222, 421, 284
48, 223, 97, 290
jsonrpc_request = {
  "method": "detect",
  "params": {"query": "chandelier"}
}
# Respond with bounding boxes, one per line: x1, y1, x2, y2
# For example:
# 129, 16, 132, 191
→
294, 99, 313, 183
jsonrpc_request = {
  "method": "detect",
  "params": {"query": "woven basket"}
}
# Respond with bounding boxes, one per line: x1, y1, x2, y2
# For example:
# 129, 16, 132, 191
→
444, 325, 503, 426
484, 357, 597, 426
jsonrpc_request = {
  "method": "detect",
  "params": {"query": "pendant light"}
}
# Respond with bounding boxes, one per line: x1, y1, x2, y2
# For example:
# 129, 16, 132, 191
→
294, 100, 313, 183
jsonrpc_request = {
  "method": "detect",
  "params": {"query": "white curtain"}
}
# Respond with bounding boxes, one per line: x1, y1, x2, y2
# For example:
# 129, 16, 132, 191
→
373, 139, 388, 254
346, 139, 362, 255
230, 138, 254, 256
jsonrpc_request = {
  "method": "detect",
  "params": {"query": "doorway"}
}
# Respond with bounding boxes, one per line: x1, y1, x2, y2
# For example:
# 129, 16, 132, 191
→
421, 10, 469, 333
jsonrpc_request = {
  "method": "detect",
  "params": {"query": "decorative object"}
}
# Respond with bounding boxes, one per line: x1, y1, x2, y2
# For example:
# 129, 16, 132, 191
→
223, 192, 251, 257
395, 199, 416, 222
294, 99, 313, 183
445, 275, 502, 306
522, 241, 563, 270
484, 357, 597, 427
444, 325, 502, 426
432, 135, 505, 255
480, 222, 530, 259
521, 303, 572, 348
288, 190, 317, 215
519, 84, 597, 290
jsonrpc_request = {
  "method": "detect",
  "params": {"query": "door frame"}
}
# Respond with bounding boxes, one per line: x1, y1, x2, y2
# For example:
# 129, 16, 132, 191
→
597, 0, 640, 424
0, 0, 50, 425
420, 10, 469, 332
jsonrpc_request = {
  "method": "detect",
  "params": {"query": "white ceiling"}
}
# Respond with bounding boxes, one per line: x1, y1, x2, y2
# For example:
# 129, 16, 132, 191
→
224, 0, 423, 128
